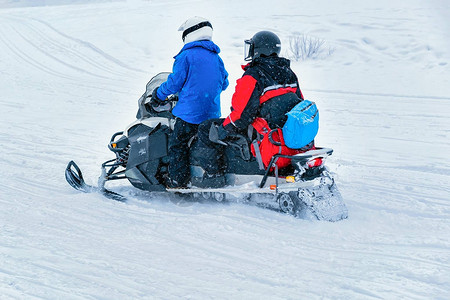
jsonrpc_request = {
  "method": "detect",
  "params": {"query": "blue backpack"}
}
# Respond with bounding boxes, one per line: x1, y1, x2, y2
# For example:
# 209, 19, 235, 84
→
282, 100, 319, 149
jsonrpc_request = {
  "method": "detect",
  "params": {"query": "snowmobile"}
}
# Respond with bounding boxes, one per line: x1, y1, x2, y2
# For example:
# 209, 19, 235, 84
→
65, 72, 348, 222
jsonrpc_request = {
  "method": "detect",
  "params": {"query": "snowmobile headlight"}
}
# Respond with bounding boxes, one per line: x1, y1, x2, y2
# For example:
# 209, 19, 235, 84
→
112, 143, 117, 149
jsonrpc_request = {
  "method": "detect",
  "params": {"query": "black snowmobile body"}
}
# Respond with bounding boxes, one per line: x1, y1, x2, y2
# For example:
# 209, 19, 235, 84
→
66, 72, 348, 221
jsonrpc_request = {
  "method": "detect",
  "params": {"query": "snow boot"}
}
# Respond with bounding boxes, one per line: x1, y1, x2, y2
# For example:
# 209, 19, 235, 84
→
190, 165, 226, 188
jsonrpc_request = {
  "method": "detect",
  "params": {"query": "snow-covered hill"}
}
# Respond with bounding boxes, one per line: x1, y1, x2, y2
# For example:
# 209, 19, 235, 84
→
1, 0, 449, 298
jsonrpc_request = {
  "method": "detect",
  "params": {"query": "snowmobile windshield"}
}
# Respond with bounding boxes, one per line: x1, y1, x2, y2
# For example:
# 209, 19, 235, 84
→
244, 39, 254, 61
145, 72, 171, 99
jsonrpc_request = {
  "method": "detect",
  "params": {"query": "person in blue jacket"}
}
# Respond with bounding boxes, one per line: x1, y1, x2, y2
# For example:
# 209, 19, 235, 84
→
152, 16, 229, 188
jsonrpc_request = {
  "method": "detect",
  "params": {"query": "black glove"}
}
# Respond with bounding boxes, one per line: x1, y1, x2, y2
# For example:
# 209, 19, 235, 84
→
151, 87, 166, 105
209, 123, 229, 145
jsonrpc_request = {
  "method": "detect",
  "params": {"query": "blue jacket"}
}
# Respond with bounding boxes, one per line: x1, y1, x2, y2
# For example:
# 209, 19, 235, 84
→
157, 40, 229, 124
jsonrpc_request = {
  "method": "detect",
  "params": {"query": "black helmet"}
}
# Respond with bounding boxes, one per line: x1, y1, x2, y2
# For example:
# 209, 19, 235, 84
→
244, 31, 281, 61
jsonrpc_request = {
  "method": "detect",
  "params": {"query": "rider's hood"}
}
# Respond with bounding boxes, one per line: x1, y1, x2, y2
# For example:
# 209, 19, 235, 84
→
174, 40, 221, 59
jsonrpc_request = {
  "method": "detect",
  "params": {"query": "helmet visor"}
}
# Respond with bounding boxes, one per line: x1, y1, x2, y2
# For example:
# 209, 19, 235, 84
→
244, 39, 254, 61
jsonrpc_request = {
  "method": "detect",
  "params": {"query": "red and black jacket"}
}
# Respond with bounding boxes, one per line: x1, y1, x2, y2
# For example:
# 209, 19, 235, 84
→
222, 56, 303, 132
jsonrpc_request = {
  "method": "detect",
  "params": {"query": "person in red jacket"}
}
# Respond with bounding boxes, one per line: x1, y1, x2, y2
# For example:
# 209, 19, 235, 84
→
195, 31, 305, 186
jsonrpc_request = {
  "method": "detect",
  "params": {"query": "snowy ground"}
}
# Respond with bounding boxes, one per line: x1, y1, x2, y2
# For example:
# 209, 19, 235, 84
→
1, 0, 449, 299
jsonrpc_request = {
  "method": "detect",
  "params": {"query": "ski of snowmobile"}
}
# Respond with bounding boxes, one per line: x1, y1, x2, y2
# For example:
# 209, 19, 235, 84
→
65, 161, 127, 202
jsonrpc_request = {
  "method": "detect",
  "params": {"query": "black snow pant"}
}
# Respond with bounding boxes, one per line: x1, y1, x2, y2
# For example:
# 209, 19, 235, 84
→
168, 118, 199, 187
196, 118, 227, 176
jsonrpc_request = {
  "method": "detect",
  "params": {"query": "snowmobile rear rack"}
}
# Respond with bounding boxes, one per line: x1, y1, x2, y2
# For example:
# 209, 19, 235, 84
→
259, 148, 333, 188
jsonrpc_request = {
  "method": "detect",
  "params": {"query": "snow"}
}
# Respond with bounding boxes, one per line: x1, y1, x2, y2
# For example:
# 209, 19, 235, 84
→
1, 0, 449, 298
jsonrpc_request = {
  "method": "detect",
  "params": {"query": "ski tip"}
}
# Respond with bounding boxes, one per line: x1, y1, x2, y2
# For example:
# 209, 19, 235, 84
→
65, 160, 90, 192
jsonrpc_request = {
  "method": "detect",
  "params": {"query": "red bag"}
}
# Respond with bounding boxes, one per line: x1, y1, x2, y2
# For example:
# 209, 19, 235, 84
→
250, 118, 300, 169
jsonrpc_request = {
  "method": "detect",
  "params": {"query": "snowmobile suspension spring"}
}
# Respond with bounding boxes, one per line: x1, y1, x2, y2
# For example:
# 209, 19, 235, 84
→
116, 145, 130, 166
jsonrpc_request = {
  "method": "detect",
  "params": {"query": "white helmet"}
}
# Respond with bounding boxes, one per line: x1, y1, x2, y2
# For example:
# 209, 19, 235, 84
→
178, 16, 213, 44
